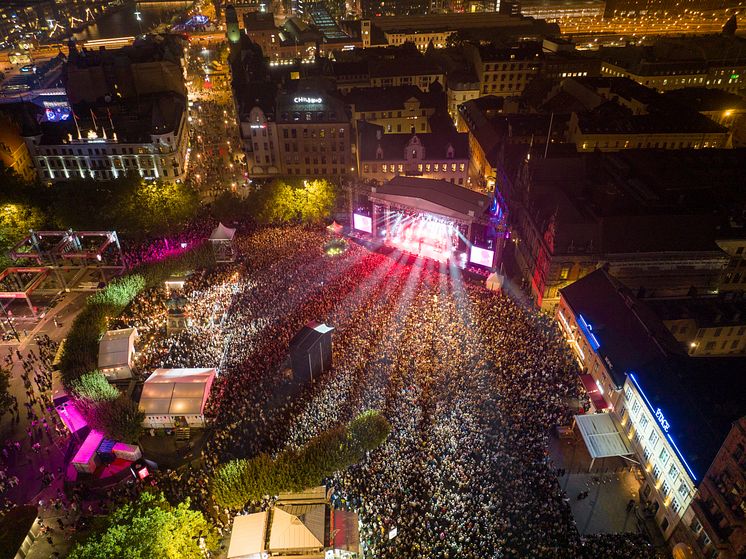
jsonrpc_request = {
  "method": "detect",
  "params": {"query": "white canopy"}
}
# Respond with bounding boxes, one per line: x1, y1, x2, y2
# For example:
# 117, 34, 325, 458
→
486, 272, 504, 291
98, 328, 137, 378
209, 222, 236, 241
228, 512, 268, 559
139, 368, 216, 417
574, 413, 633, 467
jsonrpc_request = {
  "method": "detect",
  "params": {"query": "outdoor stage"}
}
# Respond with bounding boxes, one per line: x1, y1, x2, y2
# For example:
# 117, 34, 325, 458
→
350, 176, 507, 269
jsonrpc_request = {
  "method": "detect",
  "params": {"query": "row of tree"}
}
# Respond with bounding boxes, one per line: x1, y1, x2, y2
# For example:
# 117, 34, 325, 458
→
212, 178, 339, 226
0, 164, 201, 269
211, 410, 391, 509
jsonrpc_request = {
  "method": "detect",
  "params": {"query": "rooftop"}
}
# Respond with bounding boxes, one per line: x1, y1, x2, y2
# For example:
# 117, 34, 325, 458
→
26, 92, 186, 145
560, 268, 746, 482
663, 87, 746, 113
646, 297, 746, 329
357, 116, 468, 161
370, 175, 489, 221
342, 84, 444, 113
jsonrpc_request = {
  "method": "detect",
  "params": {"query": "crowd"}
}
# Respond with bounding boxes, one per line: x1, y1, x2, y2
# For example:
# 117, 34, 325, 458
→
112, 225, 657, 559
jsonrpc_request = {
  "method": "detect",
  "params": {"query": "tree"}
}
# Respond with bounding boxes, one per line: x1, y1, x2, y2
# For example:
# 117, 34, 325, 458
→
67, 492, 219, 559
71, 371, 119, 405
211, 410, 391, 509
247, 178, 337, 225
0, 368, 12, 417
89, 395, 144, 442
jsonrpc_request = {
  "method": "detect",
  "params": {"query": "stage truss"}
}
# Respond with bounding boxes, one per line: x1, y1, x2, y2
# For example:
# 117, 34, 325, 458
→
8, 229, 124, 292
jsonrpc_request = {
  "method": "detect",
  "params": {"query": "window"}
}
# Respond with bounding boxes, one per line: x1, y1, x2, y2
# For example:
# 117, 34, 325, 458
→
625, 387, 633, 401
659, 447, 670, 465
559, 267, 569, 280
660, 517, 669, 532
690, 518, 702, 533
653, 464, 662, 479
661, 481, 670, 497
671, 499, 680, 514
648, 430, 659, 447
640, 416, 649, 431
678, 482, 690, 499
668, 464, 679, 483
632, 400, 641, 416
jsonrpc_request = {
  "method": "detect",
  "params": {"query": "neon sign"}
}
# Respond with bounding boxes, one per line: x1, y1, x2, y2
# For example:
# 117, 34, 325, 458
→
578, 314, 601, 351
294, 96, 322, 103
655, 408, 670, 432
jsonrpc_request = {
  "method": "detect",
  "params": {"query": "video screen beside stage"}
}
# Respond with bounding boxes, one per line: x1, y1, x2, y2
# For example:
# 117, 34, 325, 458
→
469, 246, 494, 268
353, 213, 372, 233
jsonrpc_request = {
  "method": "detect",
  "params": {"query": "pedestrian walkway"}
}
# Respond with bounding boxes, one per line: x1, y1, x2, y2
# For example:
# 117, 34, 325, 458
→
549, 427, 645, 535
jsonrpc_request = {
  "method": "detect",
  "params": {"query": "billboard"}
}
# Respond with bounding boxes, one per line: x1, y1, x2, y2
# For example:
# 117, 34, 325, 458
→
469, 246, 494, 268
353, 213, 372, 233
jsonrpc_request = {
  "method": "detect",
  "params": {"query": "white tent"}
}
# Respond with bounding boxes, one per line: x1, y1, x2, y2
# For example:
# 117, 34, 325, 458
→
209, 222, 236, 241
139, 368, 216, 428
485, 272, 504, 291
228, 512, 269, 559
574, 413, 634, 471
209, 223, 237, 262
98, 328, 137, 380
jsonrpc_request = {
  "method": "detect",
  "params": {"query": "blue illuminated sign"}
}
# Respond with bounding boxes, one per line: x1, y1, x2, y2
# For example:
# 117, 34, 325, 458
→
628, 372, 697, 481
577, 314, 601, 351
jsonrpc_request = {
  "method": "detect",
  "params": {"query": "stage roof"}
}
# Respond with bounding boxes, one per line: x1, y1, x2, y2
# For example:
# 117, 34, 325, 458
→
574, 413, 632, 459
227, 512, 268, 559
139, 368, 216, 416
370, 176, 490, 223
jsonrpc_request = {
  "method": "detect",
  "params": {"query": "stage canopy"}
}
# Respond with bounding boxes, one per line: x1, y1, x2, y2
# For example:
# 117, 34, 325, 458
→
98, 327, 137, 379
139, 368, 216, 417
370, 176, 490, 224
209, 222, 236, 241
574, 413, 632, 470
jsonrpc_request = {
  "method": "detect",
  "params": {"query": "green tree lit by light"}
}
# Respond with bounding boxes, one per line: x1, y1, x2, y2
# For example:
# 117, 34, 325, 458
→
67, 492, 219, 559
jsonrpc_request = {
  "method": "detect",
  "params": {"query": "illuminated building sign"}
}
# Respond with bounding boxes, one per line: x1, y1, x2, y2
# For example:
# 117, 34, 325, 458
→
577, 314, 600, 351
294, 96, 322, 104
731, 74, 740, 80
655, 408, 670, 432
628, 372, 697, 481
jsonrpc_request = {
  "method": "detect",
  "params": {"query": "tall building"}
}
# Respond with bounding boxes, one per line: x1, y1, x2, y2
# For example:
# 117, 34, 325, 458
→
505, 149, 746, 311
557, 267, 746, 558
20, 92, 189, 183
64, 35, 187, 104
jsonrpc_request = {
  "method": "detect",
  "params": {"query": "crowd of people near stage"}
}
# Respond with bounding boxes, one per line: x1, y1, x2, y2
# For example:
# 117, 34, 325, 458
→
110, 225, 656, 559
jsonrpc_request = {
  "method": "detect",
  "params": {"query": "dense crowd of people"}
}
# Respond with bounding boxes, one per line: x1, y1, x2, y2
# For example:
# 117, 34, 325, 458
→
112, 225, 657, 559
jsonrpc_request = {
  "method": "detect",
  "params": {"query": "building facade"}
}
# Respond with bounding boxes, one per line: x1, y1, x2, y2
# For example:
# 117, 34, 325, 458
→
22, 94, 189, 183
356, 120, 469, 185
243, 90, 353, 178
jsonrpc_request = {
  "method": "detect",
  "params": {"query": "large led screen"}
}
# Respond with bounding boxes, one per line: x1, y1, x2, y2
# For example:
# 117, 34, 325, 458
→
469, 246, 494, 267
353, 213, 372, 233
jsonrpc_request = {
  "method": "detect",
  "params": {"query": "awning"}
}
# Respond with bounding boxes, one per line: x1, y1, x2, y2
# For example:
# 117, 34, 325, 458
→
579, 373, 609, 411
574, 413, 633, 471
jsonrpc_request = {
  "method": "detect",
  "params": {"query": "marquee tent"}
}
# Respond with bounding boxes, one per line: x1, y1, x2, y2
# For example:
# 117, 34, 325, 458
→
574, 413, 634, 471
139, 368, 216, 428
98, 327, 137, 380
